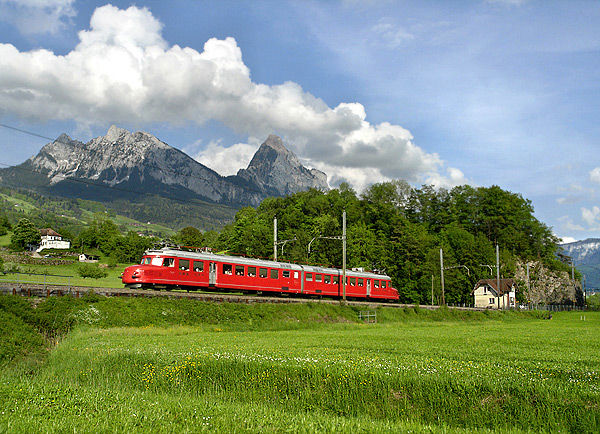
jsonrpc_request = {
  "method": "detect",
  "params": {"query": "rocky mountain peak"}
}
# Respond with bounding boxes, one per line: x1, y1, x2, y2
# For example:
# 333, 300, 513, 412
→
236, 135, 328, 197
262, 134, 288, 153
106, 125, 128, 142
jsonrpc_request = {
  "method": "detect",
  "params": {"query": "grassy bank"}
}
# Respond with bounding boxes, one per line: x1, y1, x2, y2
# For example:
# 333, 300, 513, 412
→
1, 296, 598, 433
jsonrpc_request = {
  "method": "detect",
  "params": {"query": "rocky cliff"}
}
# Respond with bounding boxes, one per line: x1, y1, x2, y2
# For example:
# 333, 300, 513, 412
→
514, 260, 583, 305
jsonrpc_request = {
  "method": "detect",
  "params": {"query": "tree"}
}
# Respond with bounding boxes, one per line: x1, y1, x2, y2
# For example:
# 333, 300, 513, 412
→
10, 218, 40, 251
174, 226, 204, 248
0, 213, 11, 236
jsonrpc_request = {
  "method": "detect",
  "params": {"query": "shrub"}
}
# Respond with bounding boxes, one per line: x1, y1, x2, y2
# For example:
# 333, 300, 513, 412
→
76, 263, 108, 279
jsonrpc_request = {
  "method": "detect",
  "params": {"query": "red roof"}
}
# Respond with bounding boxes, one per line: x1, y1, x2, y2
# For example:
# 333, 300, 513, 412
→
40, 228, 61, 237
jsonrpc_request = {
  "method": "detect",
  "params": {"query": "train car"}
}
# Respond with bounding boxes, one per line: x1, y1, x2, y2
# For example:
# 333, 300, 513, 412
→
121, 248, 399, 301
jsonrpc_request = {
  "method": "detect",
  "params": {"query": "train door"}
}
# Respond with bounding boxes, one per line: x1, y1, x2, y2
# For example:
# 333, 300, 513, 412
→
209, 262, 217, 287
161, 257, 177, 282
367, 279, 371, 297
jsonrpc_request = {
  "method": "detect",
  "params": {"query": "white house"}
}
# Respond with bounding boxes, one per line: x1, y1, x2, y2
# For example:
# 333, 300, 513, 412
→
472, 279, 517, 309
37, 228, 70, 252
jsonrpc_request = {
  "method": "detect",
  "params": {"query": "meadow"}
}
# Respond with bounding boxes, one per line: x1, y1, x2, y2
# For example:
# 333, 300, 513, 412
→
0, 296, 598, 433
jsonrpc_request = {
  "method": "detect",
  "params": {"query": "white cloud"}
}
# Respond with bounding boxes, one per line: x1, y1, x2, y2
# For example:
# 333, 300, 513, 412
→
0, 0, 76, 35
371, 18, 414, 48
559, 236, 577, 244
582, 206, 600, 229
557, 215, 585, 233
0, 4, 462, 193
556, 195, 584, 205
192, 141, 256, 177
589, 167, 600, 183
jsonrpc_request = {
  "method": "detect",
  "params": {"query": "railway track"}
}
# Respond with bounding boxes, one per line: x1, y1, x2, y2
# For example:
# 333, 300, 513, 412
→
0, 282, 429, 309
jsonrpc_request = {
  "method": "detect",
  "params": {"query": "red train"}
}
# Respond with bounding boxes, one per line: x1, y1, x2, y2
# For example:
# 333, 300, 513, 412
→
122, 248, 399, 301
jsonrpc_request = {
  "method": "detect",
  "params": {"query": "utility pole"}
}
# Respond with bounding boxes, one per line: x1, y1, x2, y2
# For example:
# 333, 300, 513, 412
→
496, 244, 501, 310
273, 216, 296, 261
342, 209, 347, 303
440, 248, 445, 306
273, 216, 277, 261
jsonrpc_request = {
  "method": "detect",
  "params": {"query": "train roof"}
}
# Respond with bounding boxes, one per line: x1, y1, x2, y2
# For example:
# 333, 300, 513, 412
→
143, 248, 390, 279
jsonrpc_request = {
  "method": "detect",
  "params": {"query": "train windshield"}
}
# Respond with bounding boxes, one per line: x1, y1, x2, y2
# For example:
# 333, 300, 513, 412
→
151, 257, 164, 266
140, 257, 152, 265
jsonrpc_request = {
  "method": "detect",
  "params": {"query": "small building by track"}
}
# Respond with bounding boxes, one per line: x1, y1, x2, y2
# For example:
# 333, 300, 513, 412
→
472, 278, 517, 309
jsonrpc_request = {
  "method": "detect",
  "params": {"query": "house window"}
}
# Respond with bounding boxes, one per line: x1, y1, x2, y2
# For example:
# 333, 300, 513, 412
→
489, 298, 495, 304
482, 287, 487, 295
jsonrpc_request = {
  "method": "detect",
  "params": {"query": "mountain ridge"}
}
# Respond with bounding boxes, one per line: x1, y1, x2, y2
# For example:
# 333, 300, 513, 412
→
0, 126, 329, 208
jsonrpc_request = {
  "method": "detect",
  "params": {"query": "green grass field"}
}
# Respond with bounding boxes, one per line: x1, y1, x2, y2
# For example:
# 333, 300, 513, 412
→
0, 298, 598, 433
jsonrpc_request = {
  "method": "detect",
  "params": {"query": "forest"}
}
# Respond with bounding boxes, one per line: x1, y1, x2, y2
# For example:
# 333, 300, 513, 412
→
1, 181, 570, 304
211, 181, 567, 304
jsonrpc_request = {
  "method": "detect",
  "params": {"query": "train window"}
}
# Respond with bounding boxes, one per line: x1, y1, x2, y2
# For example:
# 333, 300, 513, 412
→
163, 258, 175, 267
294, 271, 299, 279
324, 275, 331, 284
270, 269, 278, 279
193, 261, 204, 272
349, 277, 356, 286
374, 280, 380, 288
382, 281, 387, 288
282, 270, 290, 278
179, 259, 190, 271
333, 276, 339, 284
248, 266, 256, 277
358, 278, 363, 287
315, 274, 322, 282
235, 265, 245, 276
223, 264, 233, 275
306, 273, 313, 281
151, 257, 163, 266
259, 268, 268, 278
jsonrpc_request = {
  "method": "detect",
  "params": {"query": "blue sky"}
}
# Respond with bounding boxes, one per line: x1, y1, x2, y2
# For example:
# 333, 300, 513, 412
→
0, 0, 599, 243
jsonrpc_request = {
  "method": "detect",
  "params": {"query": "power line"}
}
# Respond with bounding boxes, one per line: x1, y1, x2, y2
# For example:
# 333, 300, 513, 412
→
0, 123, 57, 141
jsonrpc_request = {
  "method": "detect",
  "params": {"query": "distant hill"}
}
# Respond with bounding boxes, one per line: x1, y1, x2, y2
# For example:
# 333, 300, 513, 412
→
0, 126, 328, 208
560, 238, 600, 290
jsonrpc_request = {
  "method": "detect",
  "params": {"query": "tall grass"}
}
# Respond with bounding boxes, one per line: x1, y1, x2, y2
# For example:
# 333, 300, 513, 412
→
1, 295, 598, 433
